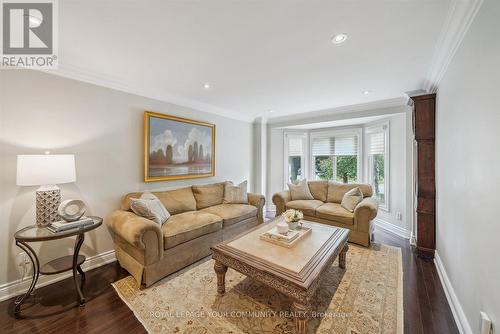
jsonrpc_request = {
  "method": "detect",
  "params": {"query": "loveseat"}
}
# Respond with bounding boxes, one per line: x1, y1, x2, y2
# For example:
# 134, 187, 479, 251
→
272, 181, 378, 246
107, 182, 265, 286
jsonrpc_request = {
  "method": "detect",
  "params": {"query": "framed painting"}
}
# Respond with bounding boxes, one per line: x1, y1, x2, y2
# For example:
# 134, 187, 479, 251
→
144, 111, 216, 181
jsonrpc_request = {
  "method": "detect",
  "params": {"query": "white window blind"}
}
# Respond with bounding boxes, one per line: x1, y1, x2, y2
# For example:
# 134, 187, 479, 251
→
369, 132, 385, 155
311, 137, 334, 156
288, 136, 304, 156
312, 135, 358, 156
335, 135, 358, 155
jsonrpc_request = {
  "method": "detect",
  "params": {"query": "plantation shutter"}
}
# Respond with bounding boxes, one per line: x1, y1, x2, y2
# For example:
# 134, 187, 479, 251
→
311, 136, 334, 156
288, 136, 304, 156
334, 135, 358, 156
369, 132, 385, 155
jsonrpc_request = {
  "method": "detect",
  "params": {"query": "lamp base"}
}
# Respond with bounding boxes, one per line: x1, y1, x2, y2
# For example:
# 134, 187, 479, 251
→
36, 186, 61, 227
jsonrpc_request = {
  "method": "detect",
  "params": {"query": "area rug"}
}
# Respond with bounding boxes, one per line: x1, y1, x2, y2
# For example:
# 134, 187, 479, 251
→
112, 243, 403, 334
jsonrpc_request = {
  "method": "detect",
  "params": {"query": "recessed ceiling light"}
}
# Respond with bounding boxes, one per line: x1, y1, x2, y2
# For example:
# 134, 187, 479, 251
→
203, 83, 211, 89
268, 109, 275, 113
362, 90, 371, 95
331, 33, 348, 45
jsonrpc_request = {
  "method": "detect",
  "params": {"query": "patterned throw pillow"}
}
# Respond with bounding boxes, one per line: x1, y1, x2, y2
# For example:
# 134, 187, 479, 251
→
341, 187, 363, 212
129, 192, 170, 225
223, 181, 248, 204
288, 179, 314, 201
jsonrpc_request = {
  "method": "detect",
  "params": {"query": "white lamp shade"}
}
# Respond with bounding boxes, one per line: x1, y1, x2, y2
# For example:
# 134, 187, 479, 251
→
17, 154, 76, 186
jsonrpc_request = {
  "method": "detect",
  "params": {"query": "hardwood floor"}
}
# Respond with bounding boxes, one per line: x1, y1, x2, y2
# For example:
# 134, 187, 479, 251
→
0, 229, 458, 334
374, 229, 459, 334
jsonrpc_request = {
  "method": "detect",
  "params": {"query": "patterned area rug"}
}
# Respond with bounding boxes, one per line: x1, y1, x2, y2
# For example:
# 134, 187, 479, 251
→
112, 243, 403, 334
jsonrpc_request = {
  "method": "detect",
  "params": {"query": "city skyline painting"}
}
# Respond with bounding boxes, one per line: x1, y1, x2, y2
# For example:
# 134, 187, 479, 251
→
144, 111, 215, 181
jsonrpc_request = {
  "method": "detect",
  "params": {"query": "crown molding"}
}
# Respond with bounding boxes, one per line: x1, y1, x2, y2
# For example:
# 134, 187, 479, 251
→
38, 63, 254, 123
424, 0, 484, 93
267, 96, 408, 127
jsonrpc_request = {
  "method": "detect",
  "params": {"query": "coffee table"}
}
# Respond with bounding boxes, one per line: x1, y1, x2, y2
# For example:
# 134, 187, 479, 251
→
211, 217, 350, 333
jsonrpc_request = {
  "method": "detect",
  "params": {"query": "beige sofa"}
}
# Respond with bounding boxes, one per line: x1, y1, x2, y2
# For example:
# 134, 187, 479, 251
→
272, 181, 378, 247
107, 182, 265, 287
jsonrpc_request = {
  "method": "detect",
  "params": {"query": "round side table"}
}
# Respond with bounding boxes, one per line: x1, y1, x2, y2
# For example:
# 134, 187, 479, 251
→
13, 216, 102, 317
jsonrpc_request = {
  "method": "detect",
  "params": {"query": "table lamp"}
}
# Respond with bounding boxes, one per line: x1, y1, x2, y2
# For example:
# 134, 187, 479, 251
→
16, 154, 76, 227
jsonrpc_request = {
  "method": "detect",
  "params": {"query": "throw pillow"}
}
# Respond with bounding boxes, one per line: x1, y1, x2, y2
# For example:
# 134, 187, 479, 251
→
223, 180, 248, 204
288, 179, 314, 201
129, 192, 170, 225
341, 187, 363, 212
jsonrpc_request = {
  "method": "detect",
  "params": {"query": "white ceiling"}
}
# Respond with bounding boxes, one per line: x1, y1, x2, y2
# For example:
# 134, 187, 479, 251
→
53, 0, 453, 121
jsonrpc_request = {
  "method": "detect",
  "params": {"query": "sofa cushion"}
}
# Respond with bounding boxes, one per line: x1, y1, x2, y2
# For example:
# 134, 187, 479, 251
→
285, 199, 324, 216
192, 183, 224, 209
307, 180, 328, 202
316, 203, 354, 225
341, 187, 363, 212
161, 211, 222, 249
327, 182, 373, 203
201, 204, 257, 227
154, 187, 197, 215
129, 192, 170, 225
288, 179, 314, 200
223, 181, 248, 204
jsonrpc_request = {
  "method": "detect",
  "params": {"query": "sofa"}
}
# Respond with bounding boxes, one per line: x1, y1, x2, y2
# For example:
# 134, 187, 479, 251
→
107, 182, 265, 287
272, 181, 378, 247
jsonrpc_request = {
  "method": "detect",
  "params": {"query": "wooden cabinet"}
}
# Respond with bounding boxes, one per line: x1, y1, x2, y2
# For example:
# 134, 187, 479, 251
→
410, 93, 436, 259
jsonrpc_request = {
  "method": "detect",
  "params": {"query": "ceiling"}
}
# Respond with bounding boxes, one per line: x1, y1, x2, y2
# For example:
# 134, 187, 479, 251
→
52, 0, 454, 121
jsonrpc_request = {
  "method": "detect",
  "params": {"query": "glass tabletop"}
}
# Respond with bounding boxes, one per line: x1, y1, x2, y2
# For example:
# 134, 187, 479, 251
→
15, 216, 103, 242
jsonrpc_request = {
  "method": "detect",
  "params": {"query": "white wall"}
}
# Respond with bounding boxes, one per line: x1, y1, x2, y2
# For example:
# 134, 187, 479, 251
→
435, 0, 500, 332
265, 109, 412, 237
371, 113, 412, 237
0, 70, 254, 288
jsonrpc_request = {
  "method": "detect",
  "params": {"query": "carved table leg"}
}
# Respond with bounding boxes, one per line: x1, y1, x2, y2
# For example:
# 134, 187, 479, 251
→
292, 300, 309, 334
214, 261, 228, 295
14, 241, 40, 317
73, 233, 86, 305
339, 244, 349, 269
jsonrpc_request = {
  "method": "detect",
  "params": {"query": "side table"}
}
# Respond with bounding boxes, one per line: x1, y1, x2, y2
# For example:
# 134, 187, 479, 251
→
13, 216, 102, 317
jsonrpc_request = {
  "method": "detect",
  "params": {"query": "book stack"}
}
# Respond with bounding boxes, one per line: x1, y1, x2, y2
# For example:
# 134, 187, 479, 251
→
47, 217, 94, 233
262, 227, 300, 243
259, 225, 312, 248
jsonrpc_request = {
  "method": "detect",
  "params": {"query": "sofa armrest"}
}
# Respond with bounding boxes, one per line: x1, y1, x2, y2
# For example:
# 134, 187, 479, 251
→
107, 210, 163, 262
354, 197, 378, 233
272, 190, 291, 216
248, 193, 266, 224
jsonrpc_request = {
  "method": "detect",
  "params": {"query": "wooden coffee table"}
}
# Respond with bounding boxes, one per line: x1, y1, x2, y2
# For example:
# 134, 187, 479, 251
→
211, 217, 350, 333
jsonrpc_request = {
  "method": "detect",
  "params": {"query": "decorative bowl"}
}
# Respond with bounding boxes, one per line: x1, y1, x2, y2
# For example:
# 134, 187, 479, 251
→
276, 220, 289, 234
58, 199, 86, 222
287, 221, 299, 230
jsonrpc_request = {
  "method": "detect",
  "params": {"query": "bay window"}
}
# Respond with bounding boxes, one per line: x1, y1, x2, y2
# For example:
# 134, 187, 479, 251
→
366, 124, 389, 210
284, 133, 306, 184
311, 131, 360, 183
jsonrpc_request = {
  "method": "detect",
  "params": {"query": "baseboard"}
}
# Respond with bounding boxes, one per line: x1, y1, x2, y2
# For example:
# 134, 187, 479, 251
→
373, 218, 411, 239
0, 250, 116, 303
434, 251, 473, 334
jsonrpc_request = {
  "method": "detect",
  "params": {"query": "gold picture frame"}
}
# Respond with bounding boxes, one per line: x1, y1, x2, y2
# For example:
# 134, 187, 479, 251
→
144, 111, 216, 182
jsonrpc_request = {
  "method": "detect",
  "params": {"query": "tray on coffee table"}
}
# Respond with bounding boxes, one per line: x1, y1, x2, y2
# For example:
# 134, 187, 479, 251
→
259, 225, 312, 248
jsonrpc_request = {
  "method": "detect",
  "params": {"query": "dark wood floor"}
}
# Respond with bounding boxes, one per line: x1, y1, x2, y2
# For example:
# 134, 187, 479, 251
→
0, 229, 458, 334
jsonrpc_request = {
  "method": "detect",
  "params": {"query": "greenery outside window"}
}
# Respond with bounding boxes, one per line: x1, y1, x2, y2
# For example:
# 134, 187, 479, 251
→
311, 132, 360, 183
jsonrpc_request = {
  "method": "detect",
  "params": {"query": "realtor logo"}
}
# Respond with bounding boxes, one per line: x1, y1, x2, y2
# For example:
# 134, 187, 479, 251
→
1, 0, 58, 68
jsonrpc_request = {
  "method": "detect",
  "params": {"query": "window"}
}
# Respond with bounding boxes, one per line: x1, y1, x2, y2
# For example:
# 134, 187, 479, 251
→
366, 124, 389, 210
285, 133, 306, 184
311, 132, 360, 183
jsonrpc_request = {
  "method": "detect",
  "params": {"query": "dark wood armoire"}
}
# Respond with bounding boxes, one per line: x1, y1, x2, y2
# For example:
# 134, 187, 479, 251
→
409, 93, 436, 259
